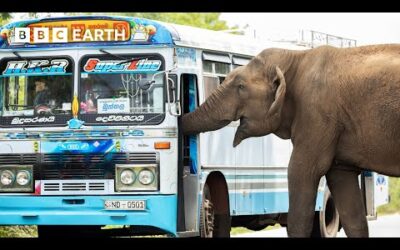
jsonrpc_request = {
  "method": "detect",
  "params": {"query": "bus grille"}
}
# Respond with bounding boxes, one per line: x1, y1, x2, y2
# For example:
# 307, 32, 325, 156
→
0, 153, 158, 180
42, 180, 108, 195
0, 154, 38, 164
39, 165, 113, 180
0, 152, 158, 164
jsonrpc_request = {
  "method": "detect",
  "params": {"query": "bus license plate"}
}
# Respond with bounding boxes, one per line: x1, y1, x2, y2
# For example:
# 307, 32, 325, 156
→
104, 200, 146, 210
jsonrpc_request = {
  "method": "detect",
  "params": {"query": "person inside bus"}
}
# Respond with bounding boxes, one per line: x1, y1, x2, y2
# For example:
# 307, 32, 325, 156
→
33, 78, 51, 106
80, 78, 98, 113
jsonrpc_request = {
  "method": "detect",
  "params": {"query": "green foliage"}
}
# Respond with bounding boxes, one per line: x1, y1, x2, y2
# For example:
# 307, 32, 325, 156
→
0, 13, 12, 26
122, 13, 231, 31
0, 226, 37, 238
230, 224, 281, 235
377, 177, 400, 215
67, 13, 236, 31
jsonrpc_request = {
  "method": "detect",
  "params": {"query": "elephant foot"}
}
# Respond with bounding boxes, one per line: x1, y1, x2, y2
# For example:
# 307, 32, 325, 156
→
344, 225, 369, 238
286, 225, 313, 238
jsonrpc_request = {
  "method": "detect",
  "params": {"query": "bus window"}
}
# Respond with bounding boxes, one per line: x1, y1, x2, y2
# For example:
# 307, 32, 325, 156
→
202, 51, 232, 99
232, 56, 251, 68
79, 54, 165, 116
202, 61, 213, 73
202, 51, 231, 76
203, 76, 220, 99
202, 61, 230, 76
214, 62, 230, 75
0, 57, 73, 120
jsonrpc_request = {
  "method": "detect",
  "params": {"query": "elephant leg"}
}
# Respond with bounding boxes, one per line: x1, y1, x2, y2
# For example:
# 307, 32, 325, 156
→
326, 165, 369, 237
286, 121, 341, 238
286, 144, 336, 237
287, 168, 320, 237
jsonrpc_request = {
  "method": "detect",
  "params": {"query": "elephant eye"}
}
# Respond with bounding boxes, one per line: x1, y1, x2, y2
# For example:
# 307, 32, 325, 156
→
238, 83, 245, 90
272, 79, 280, 91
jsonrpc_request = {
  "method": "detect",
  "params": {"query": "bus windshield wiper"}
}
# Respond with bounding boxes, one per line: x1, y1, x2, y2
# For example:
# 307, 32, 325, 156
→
12, 52, 54, 69
12, 51, 25, 60
99, 49, 129, 61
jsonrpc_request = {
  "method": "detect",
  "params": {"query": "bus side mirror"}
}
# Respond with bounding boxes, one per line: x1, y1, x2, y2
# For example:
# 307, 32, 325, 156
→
166, 74, 181, 116
168, 74, 177, 101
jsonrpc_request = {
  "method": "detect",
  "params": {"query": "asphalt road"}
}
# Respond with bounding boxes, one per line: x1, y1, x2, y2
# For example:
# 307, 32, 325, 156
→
233, 214, 400, 237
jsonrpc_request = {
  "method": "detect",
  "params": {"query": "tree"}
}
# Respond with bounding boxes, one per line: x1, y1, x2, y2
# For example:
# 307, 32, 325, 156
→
119, 13, 233, 31
66, 13, 238, 31
0, 13, 12, 26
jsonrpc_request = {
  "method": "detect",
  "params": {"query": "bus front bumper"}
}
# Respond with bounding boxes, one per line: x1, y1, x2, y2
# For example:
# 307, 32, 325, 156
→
0, 195, 177, 235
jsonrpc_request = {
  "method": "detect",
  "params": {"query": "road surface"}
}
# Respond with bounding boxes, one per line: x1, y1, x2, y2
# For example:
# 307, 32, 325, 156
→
233, 214, 400, 237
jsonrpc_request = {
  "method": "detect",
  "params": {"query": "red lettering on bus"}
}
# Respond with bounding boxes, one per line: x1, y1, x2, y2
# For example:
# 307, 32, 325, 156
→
84, 59, 99, 71
127, 60, 138, 70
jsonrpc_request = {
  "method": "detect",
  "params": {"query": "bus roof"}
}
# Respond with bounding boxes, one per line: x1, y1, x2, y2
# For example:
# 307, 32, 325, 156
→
0, 15, 307, 55
161, 22, 308, 56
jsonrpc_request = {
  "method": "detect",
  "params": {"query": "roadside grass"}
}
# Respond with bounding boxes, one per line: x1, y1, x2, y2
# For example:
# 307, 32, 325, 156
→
230, 223, 281, 235
377, 177, 400, 215
0, 226, 37, 238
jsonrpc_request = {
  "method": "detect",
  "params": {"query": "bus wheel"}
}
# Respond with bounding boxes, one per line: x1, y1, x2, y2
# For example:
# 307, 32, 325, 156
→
200, 184, 214, 237
311, 189, 340, 237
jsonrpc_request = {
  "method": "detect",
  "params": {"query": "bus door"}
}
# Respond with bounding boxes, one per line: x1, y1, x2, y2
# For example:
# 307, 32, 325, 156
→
179, 73, 200, 232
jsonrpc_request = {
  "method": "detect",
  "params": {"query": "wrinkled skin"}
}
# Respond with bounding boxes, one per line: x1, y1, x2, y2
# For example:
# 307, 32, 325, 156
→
183, 45, 400, 237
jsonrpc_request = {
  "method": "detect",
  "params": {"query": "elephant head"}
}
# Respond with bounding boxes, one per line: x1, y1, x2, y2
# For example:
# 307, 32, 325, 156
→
182, 53, 287, 147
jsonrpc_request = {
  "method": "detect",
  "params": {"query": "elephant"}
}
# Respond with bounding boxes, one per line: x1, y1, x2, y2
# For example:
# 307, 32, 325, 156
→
182, 44, 400, 237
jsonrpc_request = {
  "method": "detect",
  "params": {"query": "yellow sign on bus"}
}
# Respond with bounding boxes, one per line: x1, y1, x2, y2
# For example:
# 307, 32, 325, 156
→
13, 19, 131, 44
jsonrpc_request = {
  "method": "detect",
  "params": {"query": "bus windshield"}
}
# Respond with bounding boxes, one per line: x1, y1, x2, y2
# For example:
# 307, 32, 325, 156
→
0, 57, 73, 126
79, 54, 165, 118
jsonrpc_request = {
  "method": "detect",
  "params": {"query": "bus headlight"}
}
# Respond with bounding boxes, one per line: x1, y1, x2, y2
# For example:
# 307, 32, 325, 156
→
115, 164, 158, 191
0, 170, 15, 186
138, 169, 154, 185
16, 171, 31, 186
120, 169, 136, 185
0, 166, 33, 192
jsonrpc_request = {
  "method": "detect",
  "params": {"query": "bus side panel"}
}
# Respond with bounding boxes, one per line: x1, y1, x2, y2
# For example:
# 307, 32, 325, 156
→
200, 126, 236, 213
200, 128, 325, 216
263, 135, 292, 167
234, 136, 264, 215
200, 127, 236, 166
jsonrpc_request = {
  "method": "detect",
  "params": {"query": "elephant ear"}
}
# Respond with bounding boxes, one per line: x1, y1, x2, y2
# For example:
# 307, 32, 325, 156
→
267, 66, 286, 129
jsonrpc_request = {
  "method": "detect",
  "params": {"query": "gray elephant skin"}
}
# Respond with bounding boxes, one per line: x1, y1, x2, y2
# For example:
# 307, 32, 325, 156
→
183, 44, 400, 237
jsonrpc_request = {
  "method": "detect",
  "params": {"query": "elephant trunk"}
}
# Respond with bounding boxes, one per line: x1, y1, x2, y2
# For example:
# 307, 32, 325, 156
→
182, 88, 231, 135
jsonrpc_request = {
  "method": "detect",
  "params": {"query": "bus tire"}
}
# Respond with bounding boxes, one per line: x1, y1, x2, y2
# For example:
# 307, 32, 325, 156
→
311, 189, 340, 237
200, 184, 215, 237
200, 183, 231, 238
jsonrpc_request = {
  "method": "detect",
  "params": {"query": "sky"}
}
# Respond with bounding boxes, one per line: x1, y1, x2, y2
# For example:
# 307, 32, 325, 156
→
220, 13, 400, 46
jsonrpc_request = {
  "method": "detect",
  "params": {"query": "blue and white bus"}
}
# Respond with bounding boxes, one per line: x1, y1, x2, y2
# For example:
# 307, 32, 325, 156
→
0, 15, 389, 237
